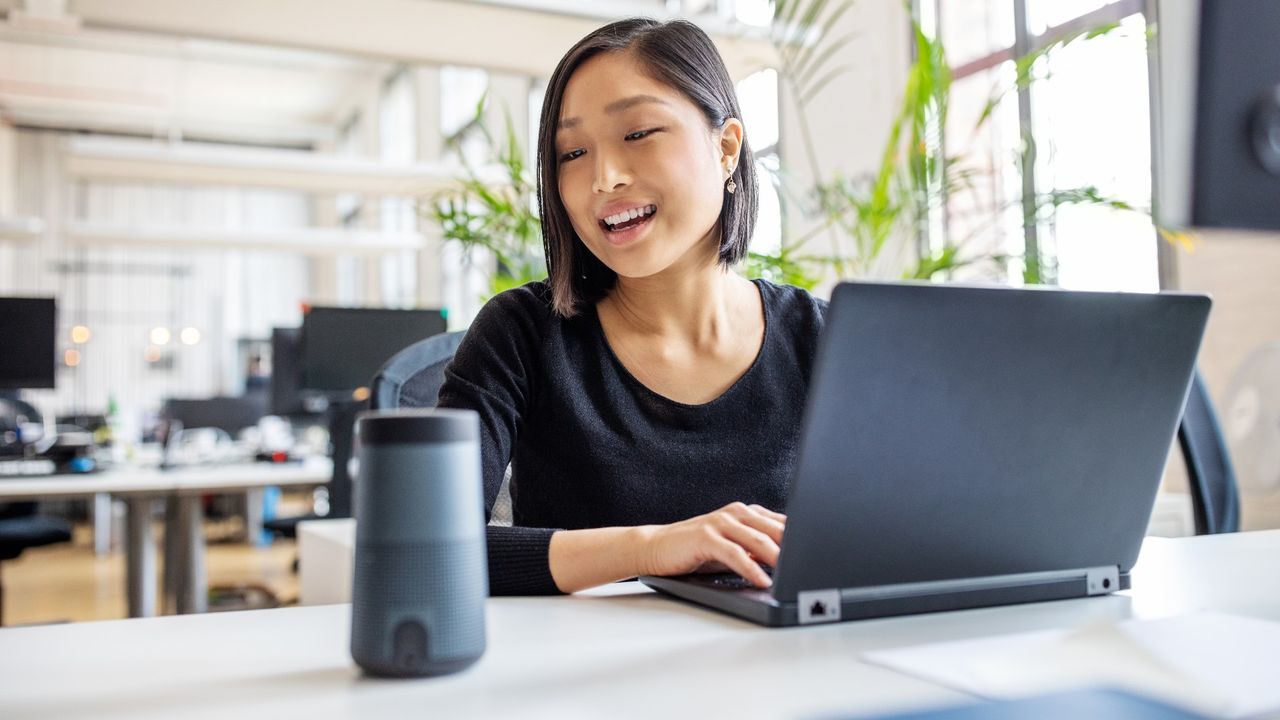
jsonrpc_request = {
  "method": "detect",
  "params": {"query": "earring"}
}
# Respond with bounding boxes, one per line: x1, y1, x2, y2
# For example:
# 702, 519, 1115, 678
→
726, 177, 737, 194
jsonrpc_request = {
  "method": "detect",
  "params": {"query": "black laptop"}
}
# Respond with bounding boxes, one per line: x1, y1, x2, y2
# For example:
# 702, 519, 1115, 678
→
641, 281, 1211, 627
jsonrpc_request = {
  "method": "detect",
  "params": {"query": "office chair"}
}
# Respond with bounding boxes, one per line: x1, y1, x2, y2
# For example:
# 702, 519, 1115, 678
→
1178, 370, 1241, 535
369, 330, 467, 411
0, 503, 73, 625
368, 330, 513, 525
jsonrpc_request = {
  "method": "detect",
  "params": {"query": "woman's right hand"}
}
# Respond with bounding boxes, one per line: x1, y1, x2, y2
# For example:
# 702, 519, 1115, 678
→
637, 502, 787, 588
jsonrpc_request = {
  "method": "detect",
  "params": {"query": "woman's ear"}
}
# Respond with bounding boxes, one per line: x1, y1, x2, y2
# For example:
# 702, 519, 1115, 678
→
719, 118, 745, 177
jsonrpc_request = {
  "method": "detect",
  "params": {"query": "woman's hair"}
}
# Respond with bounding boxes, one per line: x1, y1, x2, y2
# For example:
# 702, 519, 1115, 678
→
536, 18, 759, 318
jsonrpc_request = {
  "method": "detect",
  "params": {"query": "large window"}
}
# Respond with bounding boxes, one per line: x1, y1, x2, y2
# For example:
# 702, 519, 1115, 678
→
934, 0, 1156, 291
378, 67, 419, 307
440, 66, 491, 167
736, 68, 783, 258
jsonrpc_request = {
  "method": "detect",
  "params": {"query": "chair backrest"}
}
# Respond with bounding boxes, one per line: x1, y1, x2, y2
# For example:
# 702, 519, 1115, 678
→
1178, 369, 1241, 534
370, 331, 467, 411
371, 329, 515, 527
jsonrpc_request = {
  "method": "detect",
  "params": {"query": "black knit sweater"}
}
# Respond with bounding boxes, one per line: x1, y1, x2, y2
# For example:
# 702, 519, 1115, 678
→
436, 279, 827, 594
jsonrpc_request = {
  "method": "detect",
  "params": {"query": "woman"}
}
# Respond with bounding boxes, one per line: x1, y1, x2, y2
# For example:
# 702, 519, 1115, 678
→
437, 17, 827, 595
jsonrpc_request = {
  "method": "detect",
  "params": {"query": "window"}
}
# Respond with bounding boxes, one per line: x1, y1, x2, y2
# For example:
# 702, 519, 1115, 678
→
736, 68, 782, 257
439, 65, 495, 327
378, 68, 418, 307
933, 0, 1155, 290
440, 66, 490, 167
733, 0, 774, 27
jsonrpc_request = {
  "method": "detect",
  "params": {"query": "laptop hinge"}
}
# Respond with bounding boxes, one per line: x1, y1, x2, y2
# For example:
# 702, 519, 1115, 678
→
797, 589, 842, 624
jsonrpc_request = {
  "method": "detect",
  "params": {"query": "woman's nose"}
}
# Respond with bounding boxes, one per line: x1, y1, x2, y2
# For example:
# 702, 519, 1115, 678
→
592, 152, 630, 194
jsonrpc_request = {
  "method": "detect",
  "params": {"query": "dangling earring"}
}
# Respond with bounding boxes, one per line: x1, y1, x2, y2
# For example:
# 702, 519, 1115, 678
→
725, 175, 737, 195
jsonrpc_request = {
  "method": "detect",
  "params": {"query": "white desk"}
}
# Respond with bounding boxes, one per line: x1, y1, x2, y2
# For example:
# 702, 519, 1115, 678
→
1, 530, 1275, 720
0, 459, 331, 617
297, 517, 356, 607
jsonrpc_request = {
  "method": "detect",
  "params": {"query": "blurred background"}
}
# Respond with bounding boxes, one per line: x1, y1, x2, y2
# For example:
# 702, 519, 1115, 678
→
0, 0, 1276, 625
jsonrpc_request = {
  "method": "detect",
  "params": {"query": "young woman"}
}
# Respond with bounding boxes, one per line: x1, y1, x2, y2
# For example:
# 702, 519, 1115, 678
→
437, 18, 827, 595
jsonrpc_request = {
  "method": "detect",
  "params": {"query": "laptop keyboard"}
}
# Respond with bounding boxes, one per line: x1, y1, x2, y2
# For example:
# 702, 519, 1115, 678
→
691, 566, 774, 591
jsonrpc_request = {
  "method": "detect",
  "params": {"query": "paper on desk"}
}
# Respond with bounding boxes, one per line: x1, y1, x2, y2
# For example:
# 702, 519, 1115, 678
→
862, 611, 1280, 719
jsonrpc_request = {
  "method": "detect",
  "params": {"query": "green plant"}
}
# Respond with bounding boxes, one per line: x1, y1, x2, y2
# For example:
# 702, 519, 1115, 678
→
426, 96, 545, 298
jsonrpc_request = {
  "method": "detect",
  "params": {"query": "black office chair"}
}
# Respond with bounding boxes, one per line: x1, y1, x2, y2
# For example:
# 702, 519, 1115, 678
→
1178, 370, 1241, 535
0, 503, 73, 625
369, 330, 467, 411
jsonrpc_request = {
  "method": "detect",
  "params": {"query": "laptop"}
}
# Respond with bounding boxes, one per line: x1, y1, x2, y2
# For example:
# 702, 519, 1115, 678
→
641, 281, 1211, 627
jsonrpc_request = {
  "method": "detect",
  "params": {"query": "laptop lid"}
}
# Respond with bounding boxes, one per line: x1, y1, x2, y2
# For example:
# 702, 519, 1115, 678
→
771, 282, 1211, 603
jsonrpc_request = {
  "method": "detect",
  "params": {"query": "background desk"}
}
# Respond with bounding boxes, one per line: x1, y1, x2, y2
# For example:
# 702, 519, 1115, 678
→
0, 459, 331, 617
1, 530, 1274, 720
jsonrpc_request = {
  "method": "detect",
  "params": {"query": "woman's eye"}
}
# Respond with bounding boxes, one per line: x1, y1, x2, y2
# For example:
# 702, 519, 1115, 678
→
560, 148, 585, 162
626, 128, 659, 141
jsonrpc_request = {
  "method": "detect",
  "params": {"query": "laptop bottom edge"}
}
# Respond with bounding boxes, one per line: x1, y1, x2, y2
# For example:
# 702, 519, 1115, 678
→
640, 569, 1131, 628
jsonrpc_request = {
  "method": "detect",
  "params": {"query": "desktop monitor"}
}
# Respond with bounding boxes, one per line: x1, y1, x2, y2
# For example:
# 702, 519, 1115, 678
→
0, 297, 57, 390
269, 327, 308, 417
1192, 0, 1280, 230
161, 395, 268, 435
300, 306, 447, 395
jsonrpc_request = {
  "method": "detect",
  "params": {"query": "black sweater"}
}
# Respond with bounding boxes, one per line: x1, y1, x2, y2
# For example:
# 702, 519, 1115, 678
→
436, 279, 827, 594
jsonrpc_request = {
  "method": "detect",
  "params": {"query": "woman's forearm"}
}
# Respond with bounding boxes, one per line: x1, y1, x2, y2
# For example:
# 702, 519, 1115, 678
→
547, 525, 656, 593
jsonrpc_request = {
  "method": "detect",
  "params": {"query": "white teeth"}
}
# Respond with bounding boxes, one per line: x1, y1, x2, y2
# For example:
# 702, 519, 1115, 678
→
603, 204, 656, 228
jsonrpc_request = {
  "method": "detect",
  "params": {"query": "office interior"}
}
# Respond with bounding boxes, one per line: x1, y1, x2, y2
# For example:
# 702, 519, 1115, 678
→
0, 0, 1278, 716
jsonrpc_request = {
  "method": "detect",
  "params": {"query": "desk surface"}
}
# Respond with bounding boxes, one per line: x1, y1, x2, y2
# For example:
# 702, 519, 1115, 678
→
0, 458, 331, 500
1, 530, 1276, 720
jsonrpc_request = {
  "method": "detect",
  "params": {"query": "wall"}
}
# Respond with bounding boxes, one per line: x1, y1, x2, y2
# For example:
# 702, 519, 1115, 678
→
1153, 0, 1280, 530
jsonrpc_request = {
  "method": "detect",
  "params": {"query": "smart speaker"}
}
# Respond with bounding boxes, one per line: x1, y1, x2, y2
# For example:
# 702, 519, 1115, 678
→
350, 409, 487, 677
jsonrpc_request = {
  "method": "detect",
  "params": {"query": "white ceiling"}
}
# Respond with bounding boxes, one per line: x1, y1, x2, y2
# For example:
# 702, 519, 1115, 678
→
0, 4, 390, 146
0, 0, 774, 148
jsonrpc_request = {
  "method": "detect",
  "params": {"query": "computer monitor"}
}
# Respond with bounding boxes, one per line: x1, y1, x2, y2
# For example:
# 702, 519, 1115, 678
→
300, 306, 447, 395
0, 297, 57, 390
269, 327, 307, 417
1192, 0, 1280, 230
161, 395, 268, 435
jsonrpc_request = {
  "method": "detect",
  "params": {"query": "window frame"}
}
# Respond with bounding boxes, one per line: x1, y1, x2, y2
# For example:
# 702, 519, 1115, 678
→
922, 0, 1149, 285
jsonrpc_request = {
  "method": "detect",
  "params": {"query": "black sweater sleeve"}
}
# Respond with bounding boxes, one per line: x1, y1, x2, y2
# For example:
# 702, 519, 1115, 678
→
436, 286, 563, 595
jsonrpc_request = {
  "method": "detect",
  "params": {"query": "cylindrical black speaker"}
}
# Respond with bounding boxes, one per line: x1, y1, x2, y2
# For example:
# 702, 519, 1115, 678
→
350, 409, 487, 677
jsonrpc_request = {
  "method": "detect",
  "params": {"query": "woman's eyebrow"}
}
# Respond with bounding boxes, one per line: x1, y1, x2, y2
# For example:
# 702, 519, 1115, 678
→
557, 94, 670, 131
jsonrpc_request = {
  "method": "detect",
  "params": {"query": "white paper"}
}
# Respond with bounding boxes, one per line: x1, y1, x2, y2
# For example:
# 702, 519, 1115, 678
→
862, 611, 1280, 719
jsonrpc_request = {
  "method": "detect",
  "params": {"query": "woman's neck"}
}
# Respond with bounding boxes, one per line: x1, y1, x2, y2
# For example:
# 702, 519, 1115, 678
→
603, 249, 753, 350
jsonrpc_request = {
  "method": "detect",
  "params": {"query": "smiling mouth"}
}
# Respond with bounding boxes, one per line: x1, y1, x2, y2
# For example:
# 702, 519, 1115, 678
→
599, 204, 657, 234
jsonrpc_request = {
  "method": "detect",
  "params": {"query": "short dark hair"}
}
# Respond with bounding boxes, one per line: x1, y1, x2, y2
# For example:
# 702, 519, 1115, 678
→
536, 18, 759, 318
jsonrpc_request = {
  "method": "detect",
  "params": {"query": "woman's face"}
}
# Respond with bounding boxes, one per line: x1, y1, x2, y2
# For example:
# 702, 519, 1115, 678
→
554, 50, 741, 281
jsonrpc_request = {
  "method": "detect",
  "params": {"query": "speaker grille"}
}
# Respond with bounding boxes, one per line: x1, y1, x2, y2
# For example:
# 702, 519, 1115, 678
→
351, 539, 487, 663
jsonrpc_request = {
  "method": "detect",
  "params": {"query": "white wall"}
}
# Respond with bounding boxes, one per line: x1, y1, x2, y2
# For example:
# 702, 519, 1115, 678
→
0, 120, 15, 215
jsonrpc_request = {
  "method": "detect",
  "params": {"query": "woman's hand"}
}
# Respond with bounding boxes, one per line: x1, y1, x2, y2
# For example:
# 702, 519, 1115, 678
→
547, 502, 786, 593
637, 502, 787, 588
